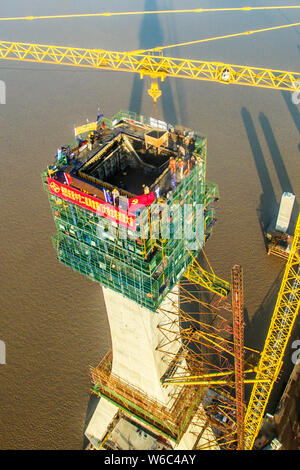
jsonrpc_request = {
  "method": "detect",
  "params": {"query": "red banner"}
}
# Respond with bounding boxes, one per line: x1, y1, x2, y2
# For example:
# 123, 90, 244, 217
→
47, 178, 136, 230
128, 192, 156, 212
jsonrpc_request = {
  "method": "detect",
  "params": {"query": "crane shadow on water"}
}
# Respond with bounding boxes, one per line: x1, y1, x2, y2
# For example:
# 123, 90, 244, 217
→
241, 107, 278, 246
242, 106, 299, 410
243, 267, 282, 406
241, 107, 297, 243
244, 268, 284, 352
258, 112, 298, 232
259, 112, 294, 195
281, 89, 300, 136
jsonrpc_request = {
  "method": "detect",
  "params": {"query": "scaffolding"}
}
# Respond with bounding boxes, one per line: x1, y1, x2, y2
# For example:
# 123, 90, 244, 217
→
90, 350, 207, 444
43, 111, 219, 311
156, 285, 239, 450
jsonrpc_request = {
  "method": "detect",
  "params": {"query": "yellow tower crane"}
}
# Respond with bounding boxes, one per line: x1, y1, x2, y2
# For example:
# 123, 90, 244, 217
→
244, 211, 300, 449
0, 40, 300, 100
1, 8, 299, 450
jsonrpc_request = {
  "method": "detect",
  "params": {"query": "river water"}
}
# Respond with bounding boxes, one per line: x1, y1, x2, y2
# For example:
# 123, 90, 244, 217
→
0, 0, 300, 449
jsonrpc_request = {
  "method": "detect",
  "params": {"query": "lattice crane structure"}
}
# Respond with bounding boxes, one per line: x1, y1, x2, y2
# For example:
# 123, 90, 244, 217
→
244, 213, 300, 450
1, 40, 300, 102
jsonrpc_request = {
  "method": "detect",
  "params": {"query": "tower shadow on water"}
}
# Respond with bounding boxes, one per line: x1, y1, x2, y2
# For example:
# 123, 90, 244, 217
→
129, 0, 178, 125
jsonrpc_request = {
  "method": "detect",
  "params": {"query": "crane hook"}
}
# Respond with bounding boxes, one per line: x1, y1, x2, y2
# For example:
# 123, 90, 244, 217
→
148, 81, 162, 103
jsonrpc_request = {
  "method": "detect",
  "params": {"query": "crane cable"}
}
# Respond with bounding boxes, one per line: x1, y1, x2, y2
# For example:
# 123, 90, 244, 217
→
130, 21, 300, 54
1, 11, 298, 55
1, 6, 300, 21
2, 8, 300, 59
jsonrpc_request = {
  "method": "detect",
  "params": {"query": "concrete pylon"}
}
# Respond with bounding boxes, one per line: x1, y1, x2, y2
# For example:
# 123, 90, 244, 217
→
85, 285, 218, 450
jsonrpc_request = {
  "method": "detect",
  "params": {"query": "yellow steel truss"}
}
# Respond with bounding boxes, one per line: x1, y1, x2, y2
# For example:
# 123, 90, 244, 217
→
184, 248, 231, 298
0, 40, 300, 93
244, 212, 300, 450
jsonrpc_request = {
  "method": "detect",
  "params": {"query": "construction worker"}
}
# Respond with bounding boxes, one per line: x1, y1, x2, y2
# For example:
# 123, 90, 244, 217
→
169, 157, 176, 173
178, 159, 184, 180
77, 134, 83, 147
142, 184, 150, 195
112, 188, 120, 206
87, 131, 95, 151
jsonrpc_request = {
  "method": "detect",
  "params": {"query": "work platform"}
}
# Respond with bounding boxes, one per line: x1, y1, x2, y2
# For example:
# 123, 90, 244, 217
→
79, 130, 171, 196
42, 111, 219, 311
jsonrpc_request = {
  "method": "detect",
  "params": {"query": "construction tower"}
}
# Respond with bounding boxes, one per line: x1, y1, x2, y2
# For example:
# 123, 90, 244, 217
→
42, 111, 220, 450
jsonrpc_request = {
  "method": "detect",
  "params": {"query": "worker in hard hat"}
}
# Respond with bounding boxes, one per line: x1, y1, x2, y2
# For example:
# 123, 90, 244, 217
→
87, 131, 95, 150
169, 157, 176, 173
112, 188, 120, 206
178, 158, 184, 180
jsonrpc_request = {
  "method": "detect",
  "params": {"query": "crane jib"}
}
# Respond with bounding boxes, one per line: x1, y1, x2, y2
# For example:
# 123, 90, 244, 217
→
0, 41, 300, 93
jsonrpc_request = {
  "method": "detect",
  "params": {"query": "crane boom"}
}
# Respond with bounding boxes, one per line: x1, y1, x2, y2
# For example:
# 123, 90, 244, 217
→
0, 40, 300, 93
244, 212, 300, 450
